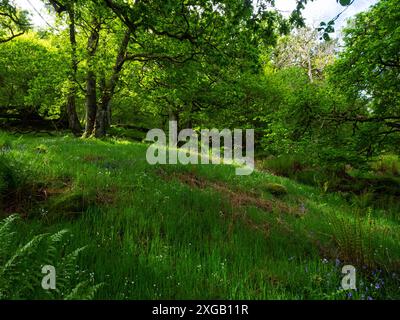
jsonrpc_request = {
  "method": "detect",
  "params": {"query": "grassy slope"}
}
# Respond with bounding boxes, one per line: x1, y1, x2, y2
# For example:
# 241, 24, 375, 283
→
1, 132, 399, 300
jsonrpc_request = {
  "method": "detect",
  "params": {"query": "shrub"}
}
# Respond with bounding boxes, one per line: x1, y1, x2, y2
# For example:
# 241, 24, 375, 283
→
260, 155, 305, 177
372, 155, 400, 176
108, 126, 146, 142
328, 210, 397, 271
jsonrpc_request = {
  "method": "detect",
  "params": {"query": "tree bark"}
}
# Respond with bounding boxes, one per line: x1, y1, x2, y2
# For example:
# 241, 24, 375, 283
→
83, 22, 100, 138
94, 30, 131, 138
307, 54, 314, 83
84, 70, 97, 137
66, 8, 82, 136
47, 1, 82, 135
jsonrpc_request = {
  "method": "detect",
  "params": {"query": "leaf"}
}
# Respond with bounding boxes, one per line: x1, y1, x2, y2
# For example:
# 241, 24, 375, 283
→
338, 0, 352, 6
323, 33, 331, 41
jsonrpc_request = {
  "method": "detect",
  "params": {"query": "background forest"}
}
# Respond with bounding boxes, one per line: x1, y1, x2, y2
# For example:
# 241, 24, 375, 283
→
0, 0, 399, 300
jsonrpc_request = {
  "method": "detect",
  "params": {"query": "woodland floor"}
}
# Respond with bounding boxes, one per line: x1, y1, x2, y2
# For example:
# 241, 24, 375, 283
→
1, 131, 399, 299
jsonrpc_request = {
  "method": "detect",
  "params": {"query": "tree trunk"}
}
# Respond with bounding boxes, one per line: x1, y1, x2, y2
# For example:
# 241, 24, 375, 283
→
48, 1, 81, 135
83, 21, 100, 138
169, 108, 180, 130
94, 92, 111, 138
84, 70, 97, 137
66, 8, 82, 136
94, 76, 109, 138
307, 54, 314, 83
94, 30, 131, 138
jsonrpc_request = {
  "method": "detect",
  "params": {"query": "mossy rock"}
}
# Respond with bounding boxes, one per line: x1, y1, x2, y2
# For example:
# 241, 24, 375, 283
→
35, 144, 48, 154
263, 183, 288, 196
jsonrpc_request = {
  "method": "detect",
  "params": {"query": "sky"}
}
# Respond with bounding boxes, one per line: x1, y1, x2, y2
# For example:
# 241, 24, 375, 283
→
16, 0, 379, 37
274, 0, 378, 31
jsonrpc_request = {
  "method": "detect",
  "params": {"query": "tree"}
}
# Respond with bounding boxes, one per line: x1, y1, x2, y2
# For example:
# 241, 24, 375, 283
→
329, 0, 400, 156
48, 0, 83, 135
47, 0, 133, 138
0, 0, 29, 44
1, 0, 357, 138
0, 34, 69, 120
272, 27, 337, 83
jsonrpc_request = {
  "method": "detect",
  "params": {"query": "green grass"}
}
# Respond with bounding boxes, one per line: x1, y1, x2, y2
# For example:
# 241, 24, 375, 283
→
0, 131, 399, 300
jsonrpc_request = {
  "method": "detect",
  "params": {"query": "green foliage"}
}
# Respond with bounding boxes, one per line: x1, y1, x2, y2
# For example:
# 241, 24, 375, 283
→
263, 183, 288, 196
0, 0, 30, 43
35, 144, 48, 154
260, 155, 305, 177
108, 126, 147, 142
327, 209, 396, 270
0, 214, 101, 300
0, 154, 18, 200
329, 0, 400, 156
0, 156, 10, 199
371, 155, 400, 177
0, 133, 396, 300
0, 34, 69, 118
0, 133, 12, 152
0, 0, 399, 300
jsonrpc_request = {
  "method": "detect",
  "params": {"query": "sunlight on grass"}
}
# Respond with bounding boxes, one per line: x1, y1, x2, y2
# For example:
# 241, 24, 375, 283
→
0, 132, 399, 300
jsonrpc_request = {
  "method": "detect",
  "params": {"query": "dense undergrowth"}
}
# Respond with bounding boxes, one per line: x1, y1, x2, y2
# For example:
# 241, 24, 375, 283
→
0, 131, 399, 300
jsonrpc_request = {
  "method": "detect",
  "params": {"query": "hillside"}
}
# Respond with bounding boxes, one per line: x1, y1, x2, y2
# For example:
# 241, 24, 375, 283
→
1, 132, 399, 300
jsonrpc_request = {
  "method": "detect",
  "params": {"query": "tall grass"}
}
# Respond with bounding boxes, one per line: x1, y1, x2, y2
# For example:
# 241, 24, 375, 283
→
0, 131, 398, 300
372, 155, 400, 176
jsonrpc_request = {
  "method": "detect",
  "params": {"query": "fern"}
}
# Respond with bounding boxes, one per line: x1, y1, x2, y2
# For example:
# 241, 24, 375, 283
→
329, 209, 388, 270
0, 215, 19, 265
65, 281, 104, 300
0, 214, 101, 300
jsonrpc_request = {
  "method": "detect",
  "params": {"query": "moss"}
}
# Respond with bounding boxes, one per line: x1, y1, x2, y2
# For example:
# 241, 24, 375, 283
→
35, 144, 48, 154
263, 183, 288, 196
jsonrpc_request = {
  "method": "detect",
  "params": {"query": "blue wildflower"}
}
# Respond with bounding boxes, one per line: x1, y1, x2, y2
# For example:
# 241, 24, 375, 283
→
347, 292, 353, 298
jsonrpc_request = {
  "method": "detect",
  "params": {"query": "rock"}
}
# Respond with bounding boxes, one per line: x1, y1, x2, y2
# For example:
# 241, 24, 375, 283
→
264, 183, 288, 196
